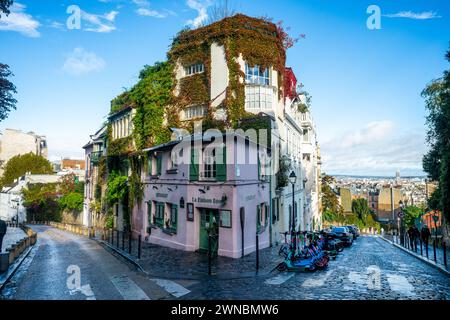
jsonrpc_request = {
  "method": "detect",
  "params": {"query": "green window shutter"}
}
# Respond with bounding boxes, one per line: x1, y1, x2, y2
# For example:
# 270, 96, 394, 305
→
147, 156, 152, 175
216, 145, 227, 181
190, 146, 199, 181
156, 155, 162, 175
171, 205, 178, 232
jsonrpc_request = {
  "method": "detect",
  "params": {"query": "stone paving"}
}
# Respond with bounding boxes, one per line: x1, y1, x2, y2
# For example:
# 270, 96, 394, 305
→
177, 235, 450, 300
1, 227, 27, 253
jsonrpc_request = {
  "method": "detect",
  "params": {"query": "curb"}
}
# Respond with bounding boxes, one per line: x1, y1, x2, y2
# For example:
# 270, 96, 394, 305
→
94, 238, 276, 281
0, 245, 34, 292
379, 235, 450, 277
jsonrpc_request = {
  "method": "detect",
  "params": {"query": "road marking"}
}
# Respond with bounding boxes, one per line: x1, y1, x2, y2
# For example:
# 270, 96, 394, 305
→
386, 274, 415, 296
69, 284, 96, 300
151, 278, 191, 298
265, 273, 294, 285
110, 275, 150, 300
302, 270, 333, 287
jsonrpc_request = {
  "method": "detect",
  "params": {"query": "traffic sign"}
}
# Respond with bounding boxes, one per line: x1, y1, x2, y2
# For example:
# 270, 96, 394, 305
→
397, 211, 404, 218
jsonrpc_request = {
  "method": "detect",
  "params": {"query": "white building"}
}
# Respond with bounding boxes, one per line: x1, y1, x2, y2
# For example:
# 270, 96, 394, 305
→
0, 129, 48, 176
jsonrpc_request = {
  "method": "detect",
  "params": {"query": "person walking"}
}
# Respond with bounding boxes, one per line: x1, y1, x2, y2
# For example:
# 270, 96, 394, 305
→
421, 224, 431, 253
0, 218, 7, 253
407, 226, 415, 249
413, 226, 420, 252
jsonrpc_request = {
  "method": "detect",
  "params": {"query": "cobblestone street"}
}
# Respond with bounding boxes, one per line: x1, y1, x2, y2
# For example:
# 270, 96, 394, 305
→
179, 235, 450, 300
1, 226, 449, 300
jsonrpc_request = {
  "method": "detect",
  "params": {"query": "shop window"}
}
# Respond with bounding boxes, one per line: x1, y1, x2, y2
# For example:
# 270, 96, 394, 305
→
155, 202, 164, 227
167, 204, 178, 232
220, 210, 232, 228
147, 202, 152, 226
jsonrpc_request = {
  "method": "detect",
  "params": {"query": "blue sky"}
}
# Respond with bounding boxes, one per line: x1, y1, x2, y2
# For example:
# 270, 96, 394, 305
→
0, 0, 449, 176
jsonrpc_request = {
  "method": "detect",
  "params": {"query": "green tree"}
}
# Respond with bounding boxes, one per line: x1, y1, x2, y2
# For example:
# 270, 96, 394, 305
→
0, 63, 17, 121
59, 192, 84, 212
402, 205, 422, 228
422, 44, 450, 220
321, 174, 343, 221
0, 153, 53, 188
22, 183, 61, 222
352, 198, 370, 221
0, 0, 13, 17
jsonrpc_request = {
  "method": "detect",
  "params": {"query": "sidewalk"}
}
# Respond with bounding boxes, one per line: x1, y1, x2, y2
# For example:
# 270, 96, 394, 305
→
1, 227, 27, 252
381, 234, 449, 275
99, 236, 283, 281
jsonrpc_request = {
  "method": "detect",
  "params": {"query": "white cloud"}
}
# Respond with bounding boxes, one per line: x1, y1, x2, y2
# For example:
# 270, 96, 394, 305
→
133, 0, 169, 19
383, 11, 441, 20
62, 47, 106, 76
321, 121, 426, 176
81, 10, 119, 33
136, 8, 166, 18
0, 2, 40, 37
339, 120, 394, 148
186, 0, 211, 27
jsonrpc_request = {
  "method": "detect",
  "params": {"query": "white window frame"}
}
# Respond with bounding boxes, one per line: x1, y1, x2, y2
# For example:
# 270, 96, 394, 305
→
184, 63, 205, 76
245, 63, 270, 86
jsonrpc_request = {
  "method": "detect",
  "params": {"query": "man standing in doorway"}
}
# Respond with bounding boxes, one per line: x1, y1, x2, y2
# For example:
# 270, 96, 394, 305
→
0, 218, 7, 253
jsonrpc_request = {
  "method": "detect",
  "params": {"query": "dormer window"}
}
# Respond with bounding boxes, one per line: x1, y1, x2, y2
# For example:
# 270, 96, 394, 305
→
184, 63, 204, 76
245, 63, 270, 85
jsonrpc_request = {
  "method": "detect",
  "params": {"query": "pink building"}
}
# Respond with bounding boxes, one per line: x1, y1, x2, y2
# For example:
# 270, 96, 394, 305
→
131, 132, 271, 258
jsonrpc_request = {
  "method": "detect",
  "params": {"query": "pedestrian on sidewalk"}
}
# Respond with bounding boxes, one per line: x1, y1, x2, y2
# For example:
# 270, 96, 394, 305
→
413, 226, 420, 252
407, 226, 415, 249
421, 225, 431, 249
0, 218, 7, 253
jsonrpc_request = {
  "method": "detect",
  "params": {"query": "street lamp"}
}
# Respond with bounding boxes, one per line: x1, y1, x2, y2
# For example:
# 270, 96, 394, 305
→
289, 171, 297, 256
399, 200, 405, 246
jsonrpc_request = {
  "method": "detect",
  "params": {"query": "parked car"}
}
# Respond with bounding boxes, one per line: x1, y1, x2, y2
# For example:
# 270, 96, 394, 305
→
345, 225, 359, 239
330, 227, 353, 247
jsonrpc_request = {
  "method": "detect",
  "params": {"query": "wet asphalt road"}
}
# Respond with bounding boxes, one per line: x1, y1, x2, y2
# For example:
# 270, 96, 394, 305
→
0, 225, 177, 300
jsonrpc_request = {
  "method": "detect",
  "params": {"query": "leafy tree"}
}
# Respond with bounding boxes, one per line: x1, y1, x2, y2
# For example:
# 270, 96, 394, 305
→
0, 153, 53, 189
22, 183, 61, 222
59, 192, 84, 212
0, 63, 17, 121
352, 198, 370, 221
321, 174, 343, 218
422, 43, 450, 220
59, 172, 84, 195
106, 171, 128, 206
0, 0, 13, 18
402, 206, 422, 228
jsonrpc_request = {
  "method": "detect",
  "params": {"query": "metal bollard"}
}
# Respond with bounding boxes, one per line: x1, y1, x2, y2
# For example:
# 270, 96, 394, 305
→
256, 233, 259, 272
138, 234, 142, 259
122, 232, 125, 251
208, 234, 212, 275
111, 229, 114, 245
420, 239, 423, 256
116, 230, 119, 248
426, 241, 429, 259
443, 242, 447, 267
433, 239, 437, 263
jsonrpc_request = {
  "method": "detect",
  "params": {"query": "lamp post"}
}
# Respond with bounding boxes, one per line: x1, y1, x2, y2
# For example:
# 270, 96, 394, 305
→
289, 171, 297, 256
399, 200, 405, 246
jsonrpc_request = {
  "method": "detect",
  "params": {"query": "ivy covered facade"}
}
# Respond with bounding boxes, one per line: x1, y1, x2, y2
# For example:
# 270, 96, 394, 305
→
83, 14, 322, 257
